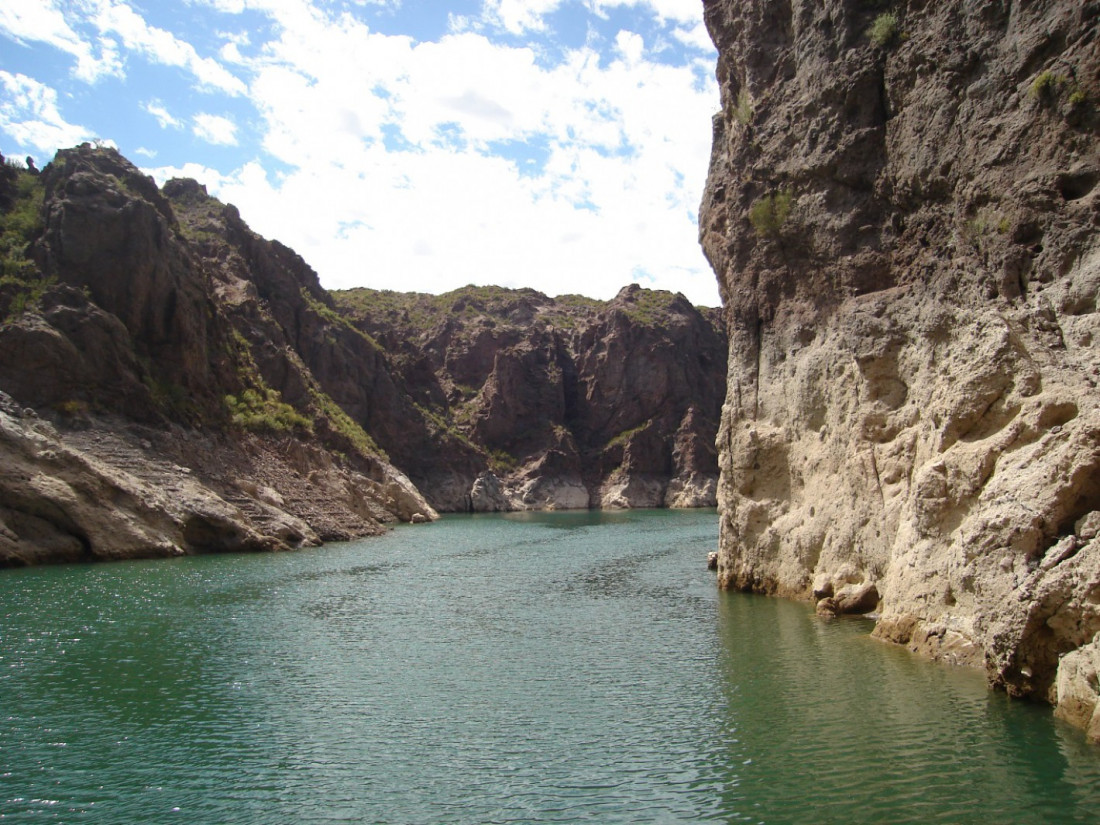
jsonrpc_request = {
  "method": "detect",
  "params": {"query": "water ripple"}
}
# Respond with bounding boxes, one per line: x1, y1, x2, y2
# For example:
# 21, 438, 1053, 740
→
3, 512, 1100, 823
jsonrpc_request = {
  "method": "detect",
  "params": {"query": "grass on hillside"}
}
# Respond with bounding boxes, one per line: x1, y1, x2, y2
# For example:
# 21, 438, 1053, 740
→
0, 162, 47, 321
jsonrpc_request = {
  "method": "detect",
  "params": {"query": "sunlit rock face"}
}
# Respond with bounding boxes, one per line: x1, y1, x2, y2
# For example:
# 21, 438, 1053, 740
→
699, 0, 1100, 736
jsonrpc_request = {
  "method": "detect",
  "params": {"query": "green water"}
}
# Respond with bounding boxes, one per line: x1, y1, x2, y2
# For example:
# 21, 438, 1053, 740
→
2, 509, 1098, 824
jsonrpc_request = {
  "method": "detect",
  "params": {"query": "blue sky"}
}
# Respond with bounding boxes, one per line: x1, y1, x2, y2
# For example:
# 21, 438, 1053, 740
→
0, 1, 720, 305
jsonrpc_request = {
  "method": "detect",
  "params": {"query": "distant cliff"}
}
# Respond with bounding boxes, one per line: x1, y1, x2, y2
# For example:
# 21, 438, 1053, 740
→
0, 144, 725, 566
333, 285, 726, 512
700, 0, 1099, 739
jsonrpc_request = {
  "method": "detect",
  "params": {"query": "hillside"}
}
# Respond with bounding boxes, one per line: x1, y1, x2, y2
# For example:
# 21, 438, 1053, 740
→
332, 284, 726, 511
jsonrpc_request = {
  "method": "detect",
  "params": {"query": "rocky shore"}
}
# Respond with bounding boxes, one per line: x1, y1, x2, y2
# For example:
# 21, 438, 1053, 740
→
699, 0, 1099, 740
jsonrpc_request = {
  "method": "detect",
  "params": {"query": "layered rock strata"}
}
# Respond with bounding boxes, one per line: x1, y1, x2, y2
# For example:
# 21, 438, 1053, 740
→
700, 0, 1100, 738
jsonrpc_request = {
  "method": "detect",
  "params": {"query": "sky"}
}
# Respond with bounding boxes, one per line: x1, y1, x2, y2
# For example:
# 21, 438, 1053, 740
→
0, 0, 721, 306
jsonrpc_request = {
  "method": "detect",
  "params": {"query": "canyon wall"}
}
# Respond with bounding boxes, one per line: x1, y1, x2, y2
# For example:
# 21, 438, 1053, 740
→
0, 144, 726, 565
0, 146, 436, 565
334, 285, 726, 512
699, 0, 1100, 739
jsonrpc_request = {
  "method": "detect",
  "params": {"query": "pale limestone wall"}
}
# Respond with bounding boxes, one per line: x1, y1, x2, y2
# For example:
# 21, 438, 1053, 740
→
700, 0, 1100, 735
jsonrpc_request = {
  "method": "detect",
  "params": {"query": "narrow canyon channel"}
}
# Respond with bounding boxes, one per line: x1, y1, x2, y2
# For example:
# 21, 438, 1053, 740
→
3, 509, 1099, 823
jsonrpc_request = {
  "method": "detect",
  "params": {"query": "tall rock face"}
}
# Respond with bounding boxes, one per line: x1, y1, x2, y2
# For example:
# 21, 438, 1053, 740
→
700, 0, 1100, 737
333, 284, 727, 511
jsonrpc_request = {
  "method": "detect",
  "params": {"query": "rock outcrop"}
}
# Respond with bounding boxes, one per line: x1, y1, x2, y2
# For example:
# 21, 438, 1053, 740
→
700, 0, 1099, 738
0, 145, 436, 565
334, 284, 727, 511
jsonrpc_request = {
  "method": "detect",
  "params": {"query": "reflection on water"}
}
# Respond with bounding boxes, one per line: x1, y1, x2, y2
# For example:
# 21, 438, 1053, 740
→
1, 509, 1098, 824
712, 592, 1100, 824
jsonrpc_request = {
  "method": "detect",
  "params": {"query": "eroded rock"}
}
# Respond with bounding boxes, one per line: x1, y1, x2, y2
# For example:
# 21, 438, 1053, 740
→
334, 283, 727, 511
1055, 635, 1100, 744
700, 0, 1100, 734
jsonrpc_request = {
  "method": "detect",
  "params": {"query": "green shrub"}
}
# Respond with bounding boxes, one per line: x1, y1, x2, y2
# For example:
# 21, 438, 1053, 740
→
1, 273, 55, 322
734, 89, 753, 126
226, 387, 313, 433
867, 13, 899, 47
606, 420, 652, 452
0, 165, 44, 281
54, 399, 90, 418
617, 288, 678, 326
300, 286, 382, 351
749, 191, 794, 237
310, 388, 387, 459
487, 448, 518, 474
1029, 70, 1066, 101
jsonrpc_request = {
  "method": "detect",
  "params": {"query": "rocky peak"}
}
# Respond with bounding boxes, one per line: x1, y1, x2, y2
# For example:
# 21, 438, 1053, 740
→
0, 145, 438, 565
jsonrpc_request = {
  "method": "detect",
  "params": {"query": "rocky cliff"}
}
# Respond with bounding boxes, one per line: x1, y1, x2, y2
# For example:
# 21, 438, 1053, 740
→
0, 145, 435, 565
700, 0, 1100, 739
0, 144, 725, 565
334, 284, 726, 511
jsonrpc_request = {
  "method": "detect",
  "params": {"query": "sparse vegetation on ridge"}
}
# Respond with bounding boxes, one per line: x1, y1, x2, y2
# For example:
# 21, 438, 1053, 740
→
616, 289, 680, 326
487, 448, 519, 473
734, 89, 753, 126
311, 388, 388, 460
333, 284, 596, 338
0, 162, 52, 321
1029, 70, 1067, 100
0, 161, 44, 283
1028, 70, 1088, 116
606, 420, 652, 450
226, 387, 313, 433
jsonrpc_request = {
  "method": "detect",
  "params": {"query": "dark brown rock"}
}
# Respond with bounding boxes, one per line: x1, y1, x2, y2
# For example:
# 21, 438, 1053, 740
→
0, 146, 437, 566
334, 283, 727, 510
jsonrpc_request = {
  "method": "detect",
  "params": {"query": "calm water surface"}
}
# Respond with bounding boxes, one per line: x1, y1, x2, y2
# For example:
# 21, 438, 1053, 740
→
2, 509, 1099, 824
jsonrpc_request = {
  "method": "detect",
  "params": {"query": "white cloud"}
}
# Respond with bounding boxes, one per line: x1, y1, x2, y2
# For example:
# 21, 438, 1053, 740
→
589, 0, 701, 26
144, 160, 229, 187
0, 71, 93, 155
481, 0, 565, 34
0, 1, 121, 82
87, 0, 247, 95
672, 19, 715, 53
142, 0, 722, 305
134, 146, 157, 158
193, 113, 239, 145
145, 100, 183, 129
0, 1, 247, 93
